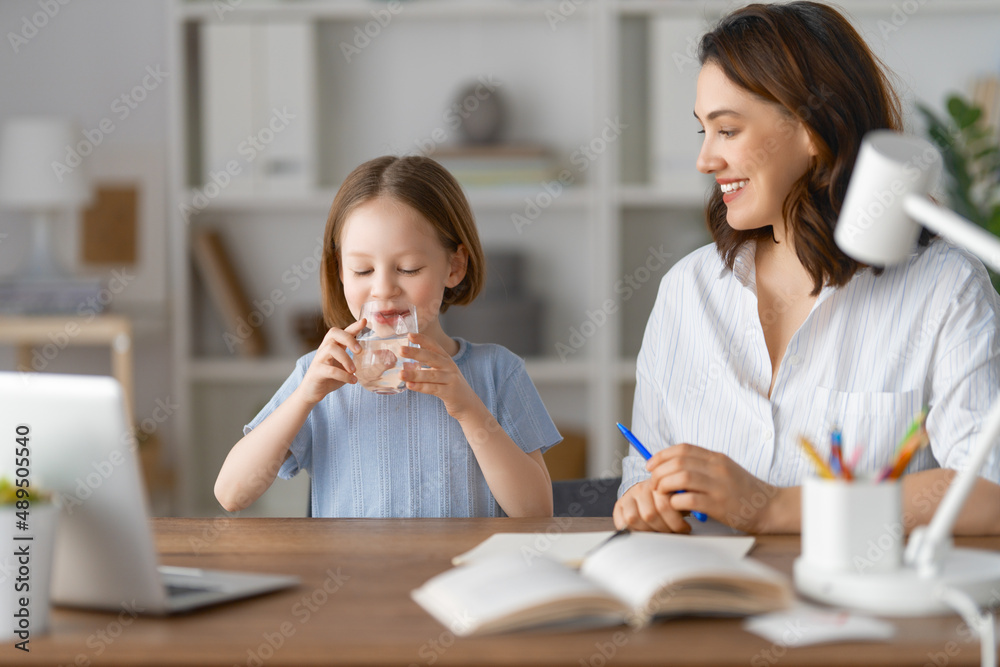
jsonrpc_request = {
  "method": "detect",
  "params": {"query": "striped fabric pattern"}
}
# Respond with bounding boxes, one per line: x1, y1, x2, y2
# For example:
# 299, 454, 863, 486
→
621, 238, 1000, 495
247, 338, 561, 518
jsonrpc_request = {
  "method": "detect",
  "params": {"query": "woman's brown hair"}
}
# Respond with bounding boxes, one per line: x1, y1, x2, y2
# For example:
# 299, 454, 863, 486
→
320, 155, 486, 328
699, 1, 926, 293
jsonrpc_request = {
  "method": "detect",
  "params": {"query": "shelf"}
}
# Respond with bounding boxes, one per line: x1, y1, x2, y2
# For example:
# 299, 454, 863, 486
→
617, 182, 711, 209
616, 358, 638, 384
188, 357, 300, 384
170, 0, 1000, 515
178, 0, 596, 22
524, 358, 591, 384
181, 185, 592, 216
180, 189, 338, 214
615, 0, 1000, 15
464, 185, 593, 211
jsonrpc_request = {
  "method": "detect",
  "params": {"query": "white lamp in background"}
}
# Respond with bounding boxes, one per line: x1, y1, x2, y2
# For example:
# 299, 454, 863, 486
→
794, 131, 1000, 622
0, 117, 92, 280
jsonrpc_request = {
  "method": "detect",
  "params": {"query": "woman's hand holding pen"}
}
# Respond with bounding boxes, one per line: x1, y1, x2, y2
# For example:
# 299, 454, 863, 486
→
614, 479, 693, 533
297, 320, 368, 405
398, 334, 477, 419
646, 443, 792, 534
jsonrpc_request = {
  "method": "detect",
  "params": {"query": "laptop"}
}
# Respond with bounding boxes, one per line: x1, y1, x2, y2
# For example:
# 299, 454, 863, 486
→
0, 371, 298, 614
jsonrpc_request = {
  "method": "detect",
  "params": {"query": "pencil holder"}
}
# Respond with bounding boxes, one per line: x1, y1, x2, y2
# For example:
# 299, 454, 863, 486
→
800, 478, 903, 575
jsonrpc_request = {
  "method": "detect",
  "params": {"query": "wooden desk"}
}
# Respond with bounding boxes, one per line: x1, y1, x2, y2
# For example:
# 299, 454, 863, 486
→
7, 518, 999, 666
0, 314, 134, 424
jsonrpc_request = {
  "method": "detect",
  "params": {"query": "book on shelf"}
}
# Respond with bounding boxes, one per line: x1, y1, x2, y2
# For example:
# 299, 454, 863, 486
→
190, 228, 268, 357
430, 144, 559, 188
412, 531, 792, 636
200, 21, 317, 195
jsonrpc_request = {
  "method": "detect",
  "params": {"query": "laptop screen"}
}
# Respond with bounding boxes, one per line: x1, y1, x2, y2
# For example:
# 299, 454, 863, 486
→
0, 372, 168, 612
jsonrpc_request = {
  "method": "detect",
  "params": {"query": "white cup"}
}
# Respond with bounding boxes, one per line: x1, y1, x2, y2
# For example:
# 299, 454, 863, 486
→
801, 478, 903, 575
1, 502, 58, 642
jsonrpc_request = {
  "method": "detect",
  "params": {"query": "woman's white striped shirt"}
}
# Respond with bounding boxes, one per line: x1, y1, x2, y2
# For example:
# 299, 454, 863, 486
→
622, 238, 1000, 495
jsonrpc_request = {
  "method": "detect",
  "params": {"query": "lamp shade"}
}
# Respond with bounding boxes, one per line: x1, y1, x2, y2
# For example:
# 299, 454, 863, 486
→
834, 131, 942, 266
0, 117, 92, 210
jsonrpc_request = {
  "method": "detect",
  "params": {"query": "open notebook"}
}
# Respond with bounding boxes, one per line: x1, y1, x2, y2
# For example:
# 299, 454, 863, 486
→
415, 531, 790, 635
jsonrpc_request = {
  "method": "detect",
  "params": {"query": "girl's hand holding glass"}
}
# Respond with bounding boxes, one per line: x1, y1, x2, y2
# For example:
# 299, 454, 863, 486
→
398, 333, 478, 419
298, 319, 367, 405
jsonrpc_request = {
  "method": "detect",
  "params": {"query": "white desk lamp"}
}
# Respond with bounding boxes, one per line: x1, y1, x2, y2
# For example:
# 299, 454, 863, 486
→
794, 131, 1000, 624
0, 117, 92, 280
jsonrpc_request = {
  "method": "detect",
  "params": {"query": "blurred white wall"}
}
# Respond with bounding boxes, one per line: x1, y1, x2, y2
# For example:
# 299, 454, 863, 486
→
0, 1, 174, 513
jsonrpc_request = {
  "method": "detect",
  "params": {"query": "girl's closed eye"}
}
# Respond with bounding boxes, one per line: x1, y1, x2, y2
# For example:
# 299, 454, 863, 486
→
398, 267, 423, 276
351, 268, 373, 277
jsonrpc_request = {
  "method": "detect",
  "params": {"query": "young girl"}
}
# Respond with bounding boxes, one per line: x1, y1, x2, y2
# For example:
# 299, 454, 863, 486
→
215, 156, 558, 518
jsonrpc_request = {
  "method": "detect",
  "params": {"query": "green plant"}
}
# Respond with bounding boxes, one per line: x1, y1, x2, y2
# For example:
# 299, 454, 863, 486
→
917, 95, 1000, 291
0, 477, 51, 505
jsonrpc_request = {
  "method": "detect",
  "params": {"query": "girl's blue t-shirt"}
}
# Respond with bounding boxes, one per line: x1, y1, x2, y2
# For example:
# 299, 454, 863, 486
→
244, 338, 562, 517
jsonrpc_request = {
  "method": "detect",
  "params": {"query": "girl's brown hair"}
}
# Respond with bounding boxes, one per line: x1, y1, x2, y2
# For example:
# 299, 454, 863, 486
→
320, 155, 486, 328
699, 1, 926, 293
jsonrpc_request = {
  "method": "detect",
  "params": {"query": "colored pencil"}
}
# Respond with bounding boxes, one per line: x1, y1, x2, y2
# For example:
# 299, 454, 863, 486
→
797, 435, 837, 480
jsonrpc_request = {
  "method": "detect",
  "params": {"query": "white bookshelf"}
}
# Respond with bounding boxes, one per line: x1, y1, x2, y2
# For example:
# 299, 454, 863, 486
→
167, 0, 1000, 516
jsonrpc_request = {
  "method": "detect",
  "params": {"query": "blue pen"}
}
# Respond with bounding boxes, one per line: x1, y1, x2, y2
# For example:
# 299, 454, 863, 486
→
616, 422, 707, 522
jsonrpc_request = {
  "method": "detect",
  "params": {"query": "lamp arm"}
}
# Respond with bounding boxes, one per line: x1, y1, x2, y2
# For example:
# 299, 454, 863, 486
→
903, 195, 1000, 275
905, 399, 1000, 576
901, 194, 1000, 577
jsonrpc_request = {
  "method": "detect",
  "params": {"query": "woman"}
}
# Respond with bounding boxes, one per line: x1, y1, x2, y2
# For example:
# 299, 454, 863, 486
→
614, 1, 1000, 534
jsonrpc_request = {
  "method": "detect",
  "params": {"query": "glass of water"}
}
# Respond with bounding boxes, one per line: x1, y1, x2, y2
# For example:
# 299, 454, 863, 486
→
355, 301, 418, 394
